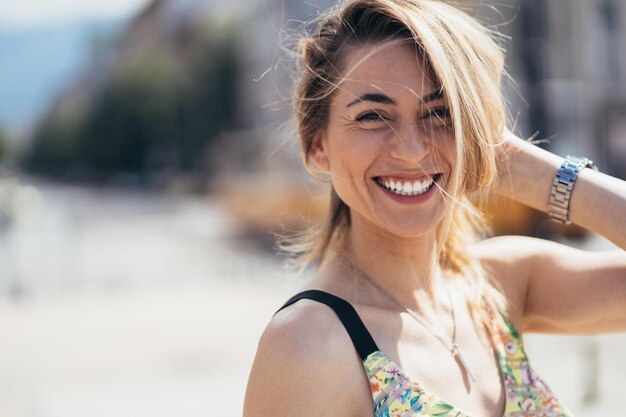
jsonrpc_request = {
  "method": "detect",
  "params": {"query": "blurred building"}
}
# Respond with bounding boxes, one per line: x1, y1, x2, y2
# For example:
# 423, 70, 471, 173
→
497, 0, 626, 178
467, 0, 626, 235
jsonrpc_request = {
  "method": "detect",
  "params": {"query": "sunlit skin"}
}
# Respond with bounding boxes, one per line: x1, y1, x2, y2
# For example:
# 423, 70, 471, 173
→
310, 41, 457, 307
245, 37, 626, 417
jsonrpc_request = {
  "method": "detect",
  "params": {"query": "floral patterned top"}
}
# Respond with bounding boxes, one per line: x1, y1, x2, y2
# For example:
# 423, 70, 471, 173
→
275, 289, 574, 417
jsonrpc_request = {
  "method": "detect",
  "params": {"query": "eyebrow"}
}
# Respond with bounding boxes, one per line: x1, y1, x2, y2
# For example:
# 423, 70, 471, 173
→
346, 88, 444, 108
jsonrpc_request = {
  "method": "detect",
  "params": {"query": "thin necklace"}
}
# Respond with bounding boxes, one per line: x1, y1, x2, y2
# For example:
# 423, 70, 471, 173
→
337, 252, 477, 383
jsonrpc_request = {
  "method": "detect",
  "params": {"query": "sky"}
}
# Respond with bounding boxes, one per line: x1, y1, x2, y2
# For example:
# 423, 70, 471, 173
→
0, 0, 152, 138
0, 0, 151, 31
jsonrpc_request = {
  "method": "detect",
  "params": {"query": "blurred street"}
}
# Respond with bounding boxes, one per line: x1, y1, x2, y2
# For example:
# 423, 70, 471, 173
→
0, 181, 623, 417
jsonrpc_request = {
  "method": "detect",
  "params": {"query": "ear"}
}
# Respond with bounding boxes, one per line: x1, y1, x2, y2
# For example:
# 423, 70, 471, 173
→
309, 132, 330, 173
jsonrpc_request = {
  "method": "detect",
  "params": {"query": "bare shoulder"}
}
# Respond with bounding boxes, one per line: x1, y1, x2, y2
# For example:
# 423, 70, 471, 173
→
243, 298, 371, 417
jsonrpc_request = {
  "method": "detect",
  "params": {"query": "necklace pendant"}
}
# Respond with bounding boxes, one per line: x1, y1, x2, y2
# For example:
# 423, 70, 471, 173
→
452, 343, 477, 383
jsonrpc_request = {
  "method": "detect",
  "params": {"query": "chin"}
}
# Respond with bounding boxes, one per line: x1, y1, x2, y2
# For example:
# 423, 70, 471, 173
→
370, 191, 447, 235
374, 208, 445, 239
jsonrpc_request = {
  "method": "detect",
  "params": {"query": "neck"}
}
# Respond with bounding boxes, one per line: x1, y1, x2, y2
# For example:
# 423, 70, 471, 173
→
333, 213, 446, 311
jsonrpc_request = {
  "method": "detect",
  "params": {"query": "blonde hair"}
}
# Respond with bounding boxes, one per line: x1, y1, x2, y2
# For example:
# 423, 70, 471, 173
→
279, 0, 510, 320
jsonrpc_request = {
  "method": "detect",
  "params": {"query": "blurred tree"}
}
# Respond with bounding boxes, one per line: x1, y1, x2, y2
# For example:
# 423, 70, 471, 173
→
177, 26, 241, 173
78, 51, 180, 179
0, 127, 7, 164
22, 111, 84, 176
23, 17, 243, 189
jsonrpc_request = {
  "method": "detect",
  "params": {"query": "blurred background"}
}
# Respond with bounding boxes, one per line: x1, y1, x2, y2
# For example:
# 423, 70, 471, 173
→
0, 0, 624, 416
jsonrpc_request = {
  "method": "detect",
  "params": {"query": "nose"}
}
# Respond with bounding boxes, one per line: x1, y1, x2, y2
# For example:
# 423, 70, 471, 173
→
386, 121, 430, 164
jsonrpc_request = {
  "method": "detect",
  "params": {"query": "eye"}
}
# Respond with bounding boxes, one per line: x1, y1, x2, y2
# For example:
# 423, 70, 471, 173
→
424, 106, 451, 120
355, 110, 388, 123
421, 106, 452, 129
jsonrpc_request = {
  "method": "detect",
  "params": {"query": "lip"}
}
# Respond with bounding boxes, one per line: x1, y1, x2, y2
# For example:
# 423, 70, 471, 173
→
372, 173, 443, 205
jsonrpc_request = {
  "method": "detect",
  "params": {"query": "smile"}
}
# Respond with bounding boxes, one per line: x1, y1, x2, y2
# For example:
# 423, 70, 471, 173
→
374, 173, 443, 196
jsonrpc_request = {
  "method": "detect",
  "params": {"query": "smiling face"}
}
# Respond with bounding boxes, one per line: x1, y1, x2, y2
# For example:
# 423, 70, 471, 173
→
310, 41, 457, 238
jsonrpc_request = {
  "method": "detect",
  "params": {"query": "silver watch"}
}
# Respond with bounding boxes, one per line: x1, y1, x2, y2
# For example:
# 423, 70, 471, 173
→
547, 155, 597, 225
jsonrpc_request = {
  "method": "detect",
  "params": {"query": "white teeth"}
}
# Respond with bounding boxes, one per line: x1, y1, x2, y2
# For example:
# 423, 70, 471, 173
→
376, 176, 438, 196
413, 178, 431, 193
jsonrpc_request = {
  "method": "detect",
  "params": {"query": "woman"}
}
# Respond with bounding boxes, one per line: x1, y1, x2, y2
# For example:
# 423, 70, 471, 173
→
243, 1, 626, 416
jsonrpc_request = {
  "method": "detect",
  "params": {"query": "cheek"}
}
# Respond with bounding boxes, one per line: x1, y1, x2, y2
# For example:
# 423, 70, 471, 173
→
432, 132, 456, 164
325, 135, 384, 204
328, 131, 384, 172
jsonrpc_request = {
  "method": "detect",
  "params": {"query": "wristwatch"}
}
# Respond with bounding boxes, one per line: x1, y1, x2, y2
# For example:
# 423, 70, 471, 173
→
547, 155, 597, 225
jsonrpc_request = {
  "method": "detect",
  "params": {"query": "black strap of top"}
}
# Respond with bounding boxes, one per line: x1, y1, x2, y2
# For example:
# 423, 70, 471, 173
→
273, 289, 379, 361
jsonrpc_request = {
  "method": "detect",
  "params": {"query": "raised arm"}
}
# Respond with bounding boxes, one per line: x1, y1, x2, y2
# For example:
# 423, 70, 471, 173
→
480, 132, 626, 335
494, 131, 626, 250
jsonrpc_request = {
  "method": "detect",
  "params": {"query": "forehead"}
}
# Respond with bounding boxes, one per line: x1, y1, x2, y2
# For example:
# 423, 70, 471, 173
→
335, 41, 438, 102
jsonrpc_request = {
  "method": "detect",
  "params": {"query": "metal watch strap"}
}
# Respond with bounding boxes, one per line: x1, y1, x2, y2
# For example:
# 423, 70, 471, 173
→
547, 155, 596, 225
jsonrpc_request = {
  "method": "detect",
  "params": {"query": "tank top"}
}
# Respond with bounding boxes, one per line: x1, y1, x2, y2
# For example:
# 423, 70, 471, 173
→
274, 289, 574, 417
